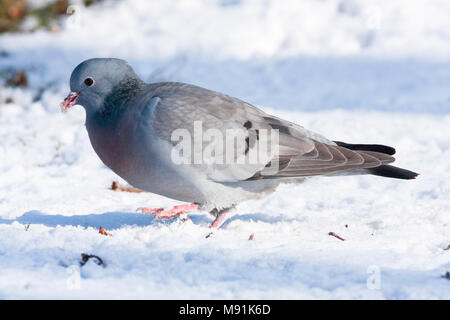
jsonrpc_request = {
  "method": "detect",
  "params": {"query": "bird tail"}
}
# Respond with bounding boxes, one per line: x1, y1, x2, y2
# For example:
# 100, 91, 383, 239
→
334, 141, 419, 180
365, 164, 418, 180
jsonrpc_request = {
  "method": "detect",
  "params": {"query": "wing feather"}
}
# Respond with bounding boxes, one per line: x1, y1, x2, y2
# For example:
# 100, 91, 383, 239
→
148, 82, 395, 182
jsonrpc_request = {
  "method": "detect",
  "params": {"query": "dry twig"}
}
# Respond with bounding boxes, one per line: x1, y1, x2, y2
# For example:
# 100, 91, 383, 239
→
80, 253, 104, 267
328, 232, 345, 241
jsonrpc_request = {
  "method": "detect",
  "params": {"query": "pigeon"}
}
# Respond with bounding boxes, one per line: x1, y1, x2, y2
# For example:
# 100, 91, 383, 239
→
61, 58, 418, 228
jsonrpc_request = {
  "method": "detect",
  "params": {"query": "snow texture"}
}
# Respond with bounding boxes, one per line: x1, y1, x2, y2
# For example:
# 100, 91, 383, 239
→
0, 0, 449, 299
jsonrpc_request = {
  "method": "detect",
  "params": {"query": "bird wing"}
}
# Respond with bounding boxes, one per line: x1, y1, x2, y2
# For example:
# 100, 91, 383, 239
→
148, 82, 394, 182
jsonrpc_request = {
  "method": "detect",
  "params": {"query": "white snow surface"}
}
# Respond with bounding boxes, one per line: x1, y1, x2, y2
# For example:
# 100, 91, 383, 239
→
0, 0, 449, 299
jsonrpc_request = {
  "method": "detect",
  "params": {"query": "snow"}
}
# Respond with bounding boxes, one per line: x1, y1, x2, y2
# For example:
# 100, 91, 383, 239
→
0, 0, 449, 299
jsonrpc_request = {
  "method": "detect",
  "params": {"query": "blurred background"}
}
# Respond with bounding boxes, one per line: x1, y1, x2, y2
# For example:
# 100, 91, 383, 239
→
1, 0, 450, 113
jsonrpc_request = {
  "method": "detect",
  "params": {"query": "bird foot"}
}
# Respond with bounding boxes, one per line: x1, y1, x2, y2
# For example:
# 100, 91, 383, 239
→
139, 203, 198, 220
209, 209, 231, 229
205, 210, 231, 237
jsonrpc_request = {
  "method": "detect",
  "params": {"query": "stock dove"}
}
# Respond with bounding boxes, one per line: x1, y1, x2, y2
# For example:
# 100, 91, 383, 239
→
61, 58, 418, 228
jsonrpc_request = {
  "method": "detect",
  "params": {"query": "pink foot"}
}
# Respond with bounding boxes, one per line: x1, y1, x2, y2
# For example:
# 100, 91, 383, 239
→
140, 203, 198, 220
209, 209, 231, 228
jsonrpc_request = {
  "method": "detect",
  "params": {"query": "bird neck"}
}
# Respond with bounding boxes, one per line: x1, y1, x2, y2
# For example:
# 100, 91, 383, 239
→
98, 77, 146, 121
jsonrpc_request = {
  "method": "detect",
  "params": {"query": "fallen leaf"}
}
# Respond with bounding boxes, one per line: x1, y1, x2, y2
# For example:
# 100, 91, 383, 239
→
110, 181, 145, 193
7, 71, 27, 87
99, 226, 112, 236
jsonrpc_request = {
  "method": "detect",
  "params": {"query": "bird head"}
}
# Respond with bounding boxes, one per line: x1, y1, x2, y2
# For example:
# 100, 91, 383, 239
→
61, 58, 141, 115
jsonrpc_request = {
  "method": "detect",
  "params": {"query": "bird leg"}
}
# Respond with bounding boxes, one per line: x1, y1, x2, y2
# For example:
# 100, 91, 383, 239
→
140, 203, 198, 220
140, 204, 232, 228
209, 208, 232, 229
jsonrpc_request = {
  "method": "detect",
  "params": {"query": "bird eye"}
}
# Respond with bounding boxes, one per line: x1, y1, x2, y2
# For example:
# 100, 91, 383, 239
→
84, 77, 95, 87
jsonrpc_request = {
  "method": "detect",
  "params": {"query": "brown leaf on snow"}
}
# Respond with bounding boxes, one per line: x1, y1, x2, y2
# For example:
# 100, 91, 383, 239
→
110, 181, 145, 193
99, 226, 112, 236
7, 70, 28, 87
444, 245, 450, 251
248, 233, 255, 240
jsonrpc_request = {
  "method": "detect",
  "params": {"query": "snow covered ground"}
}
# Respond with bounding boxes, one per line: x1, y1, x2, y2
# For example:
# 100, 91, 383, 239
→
0, 0, 449, 299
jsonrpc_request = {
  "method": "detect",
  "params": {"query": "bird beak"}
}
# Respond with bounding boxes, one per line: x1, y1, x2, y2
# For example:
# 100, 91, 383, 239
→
60, 92, 80, 113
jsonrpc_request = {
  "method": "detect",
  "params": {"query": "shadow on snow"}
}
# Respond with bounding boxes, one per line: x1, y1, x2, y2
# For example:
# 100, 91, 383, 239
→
0, 210, 299, 229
